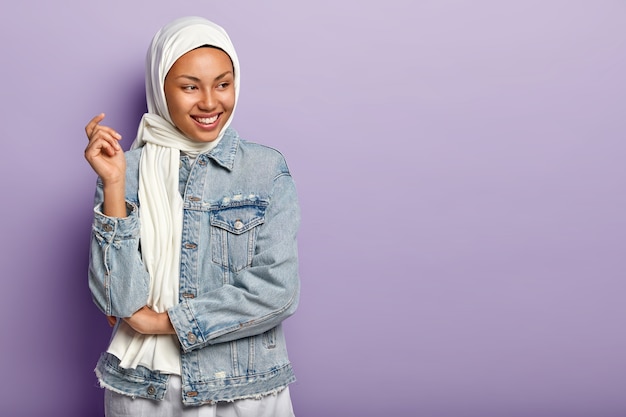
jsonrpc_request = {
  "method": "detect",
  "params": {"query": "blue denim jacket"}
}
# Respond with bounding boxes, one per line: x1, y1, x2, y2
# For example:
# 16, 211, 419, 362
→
88, 128, 300, 405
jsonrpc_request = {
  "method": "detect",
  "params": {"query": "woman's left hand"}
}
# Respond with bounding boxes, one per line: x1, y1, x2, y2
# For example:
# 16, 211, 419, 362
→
123, 306, 176, 335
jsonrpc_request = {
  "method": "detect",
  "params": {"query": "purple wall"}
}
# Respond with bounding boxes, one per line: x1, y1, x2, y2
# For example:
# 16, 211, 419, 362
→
1, 1, 625, 416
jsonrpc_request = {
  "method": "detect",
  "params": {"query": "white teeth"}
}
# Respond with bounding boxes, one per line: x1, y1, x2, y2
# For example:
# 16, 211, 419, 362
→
195, 115, 218, 124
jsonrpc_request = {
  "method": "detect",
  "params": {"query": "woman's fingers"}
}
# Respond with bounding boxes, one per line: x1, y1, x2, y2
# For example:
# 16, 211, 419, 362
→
85, 113, 122, 142
84, 134, 117, 158
84, 113, 123, 156
85, 112, 106, 137
84, 113, 127, 182
90, 125, 122, 143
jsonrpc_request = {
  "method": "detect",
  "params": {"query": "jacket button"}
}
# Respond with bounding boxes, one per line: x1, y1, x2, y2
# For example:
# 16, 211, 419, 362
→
234, 220, 244, 230
188, 332, 197, 344
102, 224, 113, 232
147, 385, 156, 395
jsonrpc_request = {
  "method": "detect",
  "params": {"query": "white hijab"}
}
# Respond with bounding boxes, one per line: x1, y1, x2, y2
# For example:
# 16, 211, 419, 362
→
108, 16, 240, 373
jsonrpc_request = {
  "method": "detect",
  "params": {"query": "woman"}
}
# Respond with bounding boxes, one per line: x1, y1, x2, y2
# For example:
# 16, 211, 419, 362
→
84, 16, 300, 416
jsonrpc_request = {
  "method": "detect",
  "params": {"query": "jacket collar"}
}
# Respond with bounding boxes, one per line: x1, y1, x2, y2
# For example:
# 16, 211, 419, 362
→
206, 127, 240, 171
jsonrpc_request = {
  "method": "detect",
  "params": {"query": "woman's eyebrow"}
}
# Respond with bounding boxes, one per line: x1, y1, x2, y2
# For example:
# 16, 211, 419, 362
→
175, 71, 233, 82
214, 71, 233, 81
175, 75, 201, 82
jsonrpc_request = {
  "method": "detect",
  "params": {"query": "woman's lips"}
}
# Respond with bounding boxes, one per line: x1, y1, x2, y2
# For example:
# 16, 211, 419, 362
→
191, 114, 220, 129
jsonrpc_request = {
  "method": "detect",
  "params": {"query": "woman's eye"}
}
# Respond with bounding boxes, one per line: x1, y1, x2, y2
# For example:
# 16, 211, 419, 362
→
183, 85, 197, 91
217, 82, 230, 89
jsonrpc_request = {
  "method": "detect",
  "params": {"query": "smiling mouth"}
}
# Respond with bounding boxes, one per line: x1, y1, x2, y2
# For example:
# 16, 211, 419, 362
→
193, 115, 219, 125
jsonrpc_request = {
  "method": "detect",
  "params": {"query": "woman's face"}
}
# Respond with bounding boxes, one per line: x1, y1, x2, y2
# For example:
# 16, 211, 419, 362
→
164, 47, 235, 142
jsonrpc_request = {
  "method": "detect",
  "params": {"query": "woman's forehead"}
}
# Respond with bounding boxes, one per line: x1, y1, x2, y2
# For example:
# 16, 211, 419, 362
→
166, 47, 234, 78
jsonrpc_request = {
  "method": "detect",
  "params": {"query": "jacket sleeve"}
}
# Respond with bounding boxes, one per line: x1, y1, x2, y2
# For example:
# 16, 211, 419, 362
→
167, 170, 301, 353
88, 183, 150, 318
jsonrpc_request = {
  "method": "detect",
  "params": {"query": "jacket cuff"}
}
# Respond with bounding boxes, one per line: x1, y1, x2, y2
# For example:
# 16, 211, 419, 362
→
92, 202, 139, 242
168, 300, 206, 352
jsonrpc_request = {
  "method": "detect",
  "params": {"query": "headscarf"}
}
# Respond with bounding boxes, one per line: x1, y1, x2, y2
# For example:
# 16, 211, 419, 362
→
108, 16, 240, 373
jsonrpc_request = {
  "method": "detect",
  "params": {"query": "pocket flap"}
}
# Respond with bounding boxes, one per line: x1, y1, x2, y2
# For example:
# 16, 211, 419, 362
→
209, 195, 268, 235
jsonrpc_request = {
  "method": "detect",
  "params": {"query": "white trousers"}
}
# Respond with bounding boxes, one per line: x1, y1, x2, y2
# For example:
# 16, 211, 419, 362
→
105, 375, 295, 417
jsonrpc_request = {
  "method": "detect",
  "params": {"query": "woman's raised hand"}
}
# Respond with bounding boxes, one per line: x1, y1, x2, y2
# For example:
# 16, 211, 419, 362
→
85, 113, 128, 217
84, 113, 126, 185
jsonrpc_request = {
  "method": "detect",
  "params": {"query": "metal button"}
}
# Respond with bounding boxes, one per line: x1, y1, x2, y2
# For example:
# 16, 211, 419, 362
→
147, 385, 156, 395
234, 220, 244, 231
188, 332, 197, 344
189, 196, 201, 202
102, 224, 113, 232
184, 243, 197, 249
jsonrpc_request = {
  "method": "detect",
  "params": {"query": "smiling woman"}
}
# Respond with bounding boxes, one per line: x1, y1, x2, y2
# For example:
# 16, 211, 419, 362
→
164, 46, 236, 143
83, 16, 300, 417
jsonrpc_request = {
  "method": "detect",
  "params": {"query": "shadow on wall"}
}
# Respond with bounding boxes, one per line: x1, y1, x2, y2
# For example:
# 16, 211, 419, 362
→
45, 204, 114, 415
69, 74, 148, 414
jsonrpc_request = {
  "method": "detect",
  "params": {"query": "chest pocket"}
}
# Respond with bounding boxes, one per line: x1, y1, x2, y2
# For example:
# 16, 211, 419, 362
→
209, 196, 269, 272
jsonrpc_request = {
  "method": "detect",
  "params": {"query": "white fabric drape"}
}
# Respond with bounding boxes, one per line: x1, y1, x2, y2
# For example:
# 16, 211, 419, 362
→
107, 16, 240, 373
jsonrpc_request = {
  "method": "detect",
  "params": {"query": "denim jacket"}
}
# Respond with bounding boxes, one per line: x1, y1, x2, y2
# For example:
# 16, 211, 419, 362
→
88, 128, 300, 405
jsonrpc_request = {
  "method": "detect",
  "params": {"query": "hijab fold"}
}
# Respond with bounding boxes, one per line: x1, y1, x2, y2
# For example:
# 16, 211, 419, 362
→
107, 16, 240, 374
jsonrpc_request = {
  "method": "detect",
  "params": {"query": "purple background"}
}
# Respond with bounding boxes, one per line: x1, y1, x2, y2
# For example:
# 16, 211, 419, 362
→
1, 1, 625, 416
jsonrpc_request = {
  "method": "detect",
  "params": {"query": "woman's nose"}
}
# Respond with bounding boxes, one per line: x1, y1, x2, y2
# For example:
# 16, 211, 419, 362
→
198, 90, 216, 110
